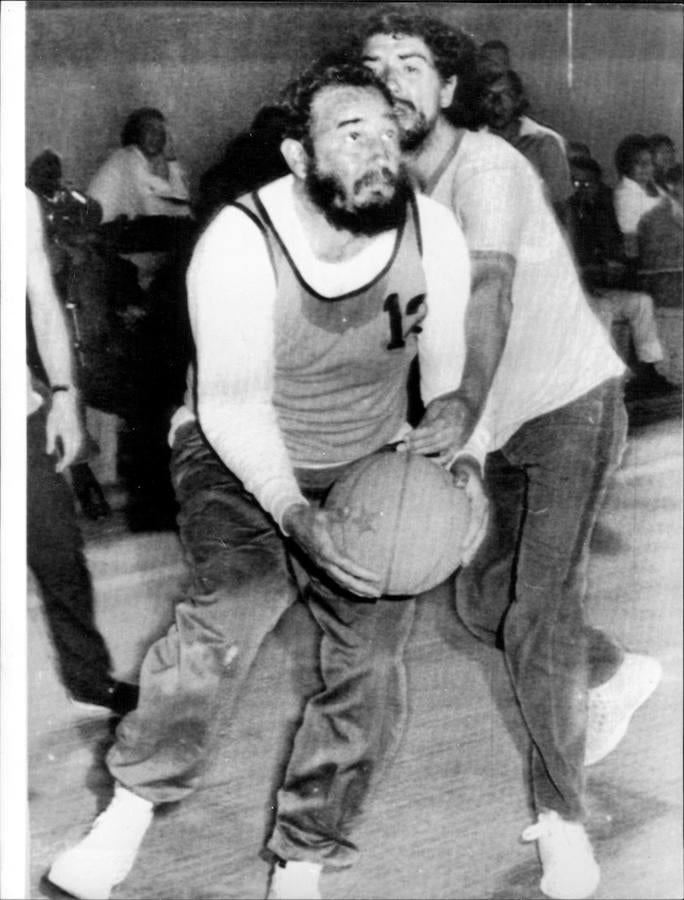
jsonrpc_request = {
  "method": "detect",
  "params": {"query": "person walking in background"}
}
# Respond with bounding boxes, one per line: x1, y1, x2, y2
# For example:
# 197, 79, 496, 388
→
47, 59, 487, 900
26, 187, 139, 717
357, 9, 663, 898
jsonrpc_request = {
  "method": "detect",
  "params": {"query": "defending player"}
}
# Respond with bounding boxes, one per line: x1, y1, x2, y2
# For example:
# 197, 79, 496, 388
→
357, 9, 663, 899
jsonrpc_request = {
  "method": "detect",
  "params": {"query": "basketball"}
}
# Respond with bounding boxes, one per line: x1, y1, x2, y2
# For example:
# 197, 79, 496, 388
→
324, 450, 470, 596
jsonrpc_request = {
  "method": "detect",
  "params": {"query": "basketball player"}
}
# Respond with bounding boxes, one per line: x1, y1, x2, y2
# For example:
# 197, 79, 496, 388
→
47, 60, 487, 900
358, 9, 663, 899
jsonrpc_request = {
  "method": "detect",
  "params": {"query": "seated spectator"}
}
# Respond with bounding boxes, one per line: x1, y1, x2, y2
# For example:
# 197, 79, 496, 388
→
649, 133, 678, 193
88, 107, 193, 290
88, 109, 198, 531
196, 104, 289, 226
568, 154, 676, 397
479, 68, 573, 224
568, 155, 624, 283
637, 163, 683, 308
613, 133, 669, 261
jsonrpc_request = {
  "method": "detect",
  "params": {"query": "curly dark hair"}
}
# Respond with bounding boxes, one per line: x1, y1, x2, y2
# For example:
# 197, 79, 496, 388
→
278, 58, 394, 152
120, 107, 165, 147
614, 133, 651, 178
348, 6, 482, 127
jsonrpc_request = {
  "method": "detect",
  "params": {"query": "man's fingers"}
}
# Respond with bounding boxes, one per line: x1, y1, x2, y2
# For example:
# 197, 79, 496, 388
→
326, 563, 382, 598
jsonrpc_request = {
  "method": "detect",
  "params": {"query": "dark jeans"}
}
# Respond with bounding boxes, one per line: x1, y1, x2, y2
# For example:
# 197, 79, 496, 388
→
27, 408, 113, 698
107, 422, 415, 866
455, 378, 628, 821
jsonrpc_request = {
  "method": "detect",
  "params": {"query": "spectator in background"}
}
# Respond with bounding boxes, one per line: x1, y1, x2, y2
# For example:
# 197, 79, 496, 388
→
88, 107, 193, 290
196, 105, 290, 226
88, 108, 198, 531
649, 133, 678, 193
26, 187, 138, 717
568, 154, 677, 397
478, 39, 567, 155
637, 163, 683, 385
613, 133, 669, 262
479, 67, 573, 225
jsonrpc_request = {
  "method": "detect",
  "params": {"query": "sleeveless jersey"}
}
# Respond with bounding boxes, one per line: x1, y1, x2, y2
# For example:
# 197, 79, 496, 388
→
232, 190, 427, 468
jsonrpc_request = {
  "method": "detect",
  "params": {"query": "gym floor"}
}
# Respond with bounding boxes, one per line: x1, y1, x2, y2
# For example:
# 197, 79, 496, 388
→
28, 396, 682, 900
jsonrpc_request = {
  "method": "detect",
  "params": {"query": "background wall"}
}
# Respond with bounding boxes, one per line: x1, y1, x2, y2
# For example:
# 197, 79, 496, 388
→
26, 1, 683, 197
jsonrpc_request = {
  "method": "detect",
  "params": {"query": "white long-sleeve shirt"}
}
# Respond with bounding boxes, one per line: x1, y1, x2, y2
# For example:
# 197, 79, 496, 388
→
172, 175, 472, 528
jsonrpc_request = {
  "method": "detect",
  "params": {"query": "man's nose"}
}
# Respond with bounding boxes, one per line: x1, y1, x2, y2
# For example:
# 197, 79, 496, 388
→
383, 67, 404, 97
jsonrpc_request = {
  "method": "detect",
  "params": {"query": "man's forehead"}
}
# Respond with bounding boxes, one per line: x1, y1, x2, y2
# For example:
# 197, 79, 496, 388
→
363, 31, 433, 61
311, 84, 391, 125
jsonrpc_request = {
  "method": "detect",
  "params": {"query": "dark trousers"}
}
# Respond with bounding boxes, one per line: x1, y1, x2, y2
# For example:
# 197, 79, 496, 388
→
455, 378, 628, 821
27, 408, 113, 698
107, 422, 415, 866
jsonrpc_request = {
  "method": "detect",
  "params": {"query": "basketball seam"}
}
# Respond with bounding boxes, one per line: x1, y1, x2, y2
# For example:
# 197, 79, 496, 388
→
385, 453, 410, 594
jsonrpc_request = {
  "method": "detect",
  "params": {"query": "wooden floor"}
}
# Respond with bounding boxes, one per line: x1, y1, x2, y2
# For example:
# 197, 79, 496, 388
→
28, 402, 683, 900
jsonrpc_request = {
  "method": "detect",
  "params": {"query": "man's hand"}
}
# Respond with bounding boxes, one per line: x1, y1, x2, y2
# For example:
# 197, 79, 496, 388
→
400, 393, 477, 466
46, 391, 85, 471
282, 503, 382, 599
451, 457, 489, 566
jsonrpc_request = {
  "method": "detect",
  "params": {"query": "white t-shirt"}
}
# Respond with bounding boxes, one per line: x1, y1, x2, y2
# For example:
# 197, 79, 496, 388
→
429, 131, 625, 462
174, 175, 472, 527
88, 145, 191, 222
613, 176, 668, 235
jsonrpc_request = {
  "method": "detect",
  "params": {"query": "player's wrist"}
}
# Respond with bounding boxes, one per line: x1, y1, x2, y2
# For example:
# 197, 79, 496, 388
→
280, 501, 310, 537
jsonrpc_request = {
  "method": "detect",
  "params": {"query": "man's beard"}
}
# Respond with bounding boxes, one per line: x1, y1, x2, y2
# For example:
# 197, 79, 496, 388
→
305, 162, 411, 237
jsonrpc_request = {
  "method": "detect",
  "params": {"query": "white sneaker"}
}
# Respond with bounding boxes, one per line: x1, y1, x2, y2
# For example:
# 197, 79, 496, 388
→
585, 653, 663, 766
522, 811, 600, 899
47, 783, 154, 899
266, 860, 323, 900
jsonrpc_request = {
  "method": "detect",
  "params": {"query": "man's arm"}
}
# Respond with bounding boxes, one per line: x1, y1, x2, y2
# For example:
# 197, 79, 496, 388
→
458, 249, 514, 420
26, 190, 84, 471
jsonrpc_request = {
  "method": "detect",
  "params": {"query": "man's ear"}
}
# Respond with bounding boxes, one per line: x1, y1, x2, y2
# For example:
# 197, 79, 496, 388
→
281, 138, 309, 179
440, 75, 457, 111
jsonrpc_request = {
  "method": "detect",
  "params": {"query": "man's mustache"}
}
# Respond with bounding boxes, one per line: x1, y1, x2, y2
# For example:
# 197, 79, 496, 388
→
354, 168, 397, 192
392, 98, 416, 115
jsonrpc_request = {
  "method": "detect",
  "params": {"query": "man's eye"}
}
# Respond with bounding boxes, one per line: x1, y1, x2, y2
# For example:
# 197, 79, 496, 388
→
348, 132, 360, 142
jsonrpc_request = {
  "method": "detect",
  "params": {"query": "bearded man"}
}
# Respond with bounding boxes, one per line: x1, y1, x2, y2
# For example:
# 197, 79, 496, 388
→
47, 59, 486, 900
